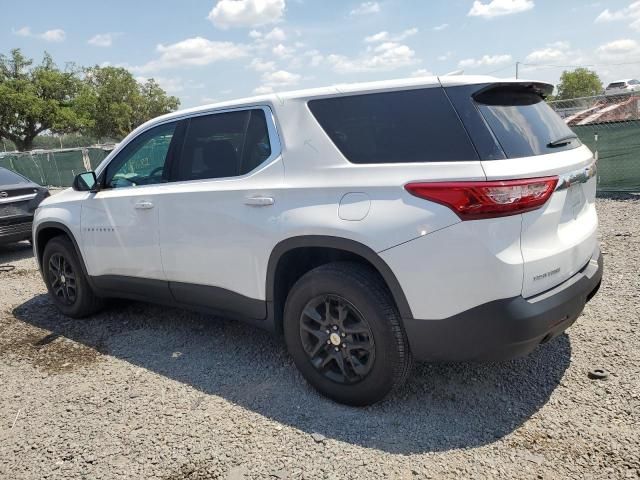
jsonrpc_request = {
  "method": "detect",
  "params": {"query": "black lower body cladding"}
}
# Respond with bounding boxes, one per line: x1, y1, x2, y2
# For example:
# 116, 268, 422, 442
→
403, 247, 603, 362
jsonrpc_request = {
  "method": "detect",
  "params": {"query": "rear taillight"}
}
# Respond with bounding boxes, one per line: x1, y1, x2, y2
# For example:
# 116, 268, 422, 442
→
405, 177, 558, 220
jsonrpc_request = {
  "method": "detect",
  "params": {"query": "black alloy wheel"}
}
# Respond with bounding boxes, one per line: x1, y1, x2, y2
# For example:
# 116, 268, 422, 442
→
48, 252, 77, 305
299, 294, 375, 384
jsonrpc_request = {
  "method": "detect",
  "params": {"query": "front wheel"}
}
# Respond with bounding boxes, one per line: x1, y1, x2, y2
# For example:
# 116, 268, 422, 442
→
42, 236, 103, 318
283, 262, 412, 406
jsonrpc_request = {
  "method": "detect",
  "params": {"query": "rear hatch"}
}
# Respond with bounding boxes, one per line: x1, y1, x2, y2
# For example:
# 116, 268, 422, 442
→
444, 80, 598, 297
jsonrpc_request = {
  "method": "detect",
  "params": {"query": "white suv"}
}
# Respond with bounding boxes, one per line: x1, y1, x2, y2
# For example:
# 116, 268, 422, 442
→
34, 76, 603, 405
604, 79, 640, 96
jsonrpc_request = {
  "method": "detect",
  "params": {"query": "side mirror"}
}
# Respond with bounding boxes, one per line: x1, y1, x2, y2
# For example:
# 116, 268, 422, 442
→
73, 171, 98, 192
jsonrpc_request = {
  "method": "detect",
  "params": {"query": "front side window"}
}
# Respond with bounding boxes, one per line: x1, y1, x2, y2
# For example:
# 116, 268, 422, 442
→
307, 88, 479, 164
176, 109, 272, 181
104, 122, 177, 189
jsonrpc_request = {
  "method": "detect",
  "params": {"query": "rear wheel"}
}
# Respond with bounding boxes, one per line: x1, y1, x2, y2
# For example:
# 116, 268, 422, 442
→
283, 262, 412, 406
42, 236, 103, 318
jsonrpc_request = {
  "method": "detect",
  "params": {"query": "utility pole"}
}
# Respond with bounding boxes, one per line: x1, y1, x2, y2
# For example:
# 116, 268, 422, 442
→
516, 62, 520, 79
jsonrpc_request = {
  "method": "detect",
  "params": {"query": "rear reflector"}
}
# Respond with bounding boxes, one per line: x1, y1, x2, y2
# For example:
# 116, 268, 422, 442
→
405, 177, 558, 220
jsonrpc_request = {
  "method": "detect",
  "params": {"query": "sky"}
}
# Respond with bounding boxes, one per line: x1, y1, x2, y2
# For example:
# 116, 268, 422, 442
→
3, 0, 640, 108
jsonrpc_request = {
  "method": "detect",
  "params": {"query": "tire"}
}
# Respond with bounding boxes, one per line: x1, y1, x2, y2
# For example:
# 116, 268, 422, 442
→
283, 261, 412, 406
42, 236, 103, 318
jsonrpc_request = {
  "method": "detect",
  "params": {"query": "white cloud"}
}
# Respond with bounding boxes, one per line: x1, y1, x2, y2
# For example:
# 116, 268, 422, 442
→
13, 26, 31, 37
595, 1, 640, 31
595, 39, 640, 60
327, 42, 418, 74
272, 43, 295, 58
433, 23, 449, 31
264, 26, 286, 42
458, 54, 512, 68
134, 37, 247, 73
364, 28, 418, 43
253, 68, 300, 94
88, 33, 119, 47
40, 29, 66, 42
253, 86, 274, 94
261, 69, 301, 87
208, 0, 286, 29
411, 68, 434, 77
350, 1, 380, 15
525, 46, 567, 63
437, 51, 453, 61
13, 26, 66, 42
303, 49, 324, 67
364, 31, 389, 43
248, 58, 276, 71
468, 0, 534, 19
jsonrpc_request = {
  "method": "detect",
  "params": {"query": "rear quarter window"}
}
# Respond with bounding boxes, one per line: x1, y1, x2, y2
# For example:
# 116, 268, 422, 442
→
307, 88, 478, 163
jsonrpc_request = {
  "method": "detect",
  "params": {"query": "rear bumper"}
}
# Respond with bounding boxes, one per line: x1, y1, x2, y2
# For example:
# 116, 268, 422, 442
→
403, 247, 603, 362
0, 220, 33, 245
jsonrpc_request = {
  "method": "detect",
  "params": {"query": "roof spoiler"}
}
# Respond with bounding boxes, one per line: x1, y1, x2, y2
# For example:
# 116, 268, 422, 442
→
472, 81, 554, 99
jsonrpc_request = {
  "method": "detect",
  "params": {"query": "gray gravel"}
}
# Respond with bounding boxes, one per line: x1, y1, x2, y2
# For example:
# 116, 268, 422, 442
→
1, 196, 639, 480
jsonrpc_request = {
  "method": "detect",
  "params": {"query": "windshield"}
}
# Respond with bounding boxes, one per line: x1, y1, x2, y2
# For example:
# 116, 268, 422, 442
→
474, 86, 581, 158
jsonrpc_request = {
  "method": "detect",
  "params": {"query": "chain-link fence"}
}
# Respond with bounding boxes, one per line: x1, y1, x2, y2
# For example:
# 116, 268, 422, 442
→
549, 91, 640, 192
0, 146, 115, 187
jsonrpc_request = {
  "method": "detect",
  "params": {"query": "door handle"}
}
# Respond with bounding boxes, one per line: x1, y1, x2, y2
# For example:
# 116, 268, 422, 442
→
244, 196, 274, 207
135, 200, 154, 210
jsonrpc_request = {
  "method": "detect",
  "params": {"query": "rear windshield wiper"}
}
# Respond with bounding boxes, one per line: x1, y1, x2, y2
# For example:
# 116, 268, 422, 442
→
547, 135, 578, 148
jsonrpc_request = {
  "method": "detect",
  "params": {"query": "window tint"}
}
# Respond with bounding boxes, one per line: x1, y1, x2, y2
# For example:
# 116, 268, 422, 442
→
105, 122, 177, 188
0, 167, 29, 185
474, 85, 581, 158
307, 88, 478, 164
176, 109, 272, 181
608, 82, 626, 89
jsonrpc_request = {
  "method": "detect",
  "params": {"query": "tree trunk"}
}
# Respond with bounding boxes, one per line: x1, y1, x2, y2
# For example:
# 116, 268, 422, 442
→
15, 136, 35, 152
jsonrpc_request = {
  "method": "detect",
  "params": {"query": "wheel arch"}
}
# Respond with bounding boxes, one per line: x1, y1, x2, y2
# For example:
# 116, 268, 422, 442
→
35, 222, 89, 279
266, 236, 413, 332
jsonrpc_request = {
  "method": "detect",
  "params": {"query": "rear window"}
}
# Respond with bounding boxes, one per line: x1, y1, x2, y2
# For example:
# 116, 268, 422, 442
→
473, 85, 581, 158
0, 167, 29, 185
607, 82, 627, 89
308, 88, 478, 164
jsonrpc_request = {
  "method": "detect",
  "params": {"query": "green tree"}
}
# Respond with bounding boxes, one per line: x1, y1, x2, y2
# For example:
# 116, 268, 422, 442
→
136, 78, 180, 127
0, 49, 88, 151
79, 66, 180, 140
556, 68, 603, 100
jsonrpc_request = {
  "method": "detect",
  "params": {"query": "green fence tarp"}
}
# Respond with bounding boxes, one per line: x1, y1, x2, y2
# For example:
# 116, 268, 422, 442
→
574, 120, 640, 192
87, 148, 111, 170
0, 147, 114, 187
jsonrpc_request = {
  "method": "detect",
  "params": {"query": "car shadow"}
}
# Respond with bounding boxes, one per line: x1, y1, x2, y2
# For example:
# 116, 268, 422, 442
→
0, 241, 34, 264
11, 294, 571, 454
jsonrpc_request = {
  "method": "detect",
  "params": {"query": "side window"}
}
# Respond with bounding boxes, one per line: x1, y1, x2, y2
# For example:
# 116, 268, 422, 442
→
105, 122, 177, 189
176, 109, 272, 181
308, 88, 479, 164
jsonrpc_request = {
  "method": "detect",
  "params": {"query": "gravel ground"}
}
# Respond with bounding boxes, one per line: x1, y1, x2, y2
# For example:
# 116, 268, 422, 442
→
0, 196, 638, 480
